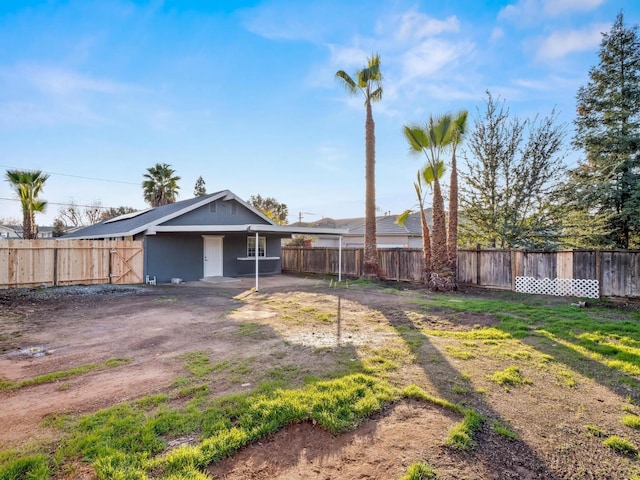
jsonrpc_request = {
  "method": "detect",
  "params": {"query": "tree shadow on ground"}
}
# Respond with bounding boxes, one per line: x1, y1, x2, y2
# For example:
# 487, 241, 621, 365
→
357, 293, 562, 480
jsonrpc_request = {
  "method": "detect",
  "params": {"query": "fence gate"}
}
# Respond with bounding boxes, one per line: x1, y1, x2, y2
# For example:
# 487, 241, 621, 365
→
109, 241, 143, 284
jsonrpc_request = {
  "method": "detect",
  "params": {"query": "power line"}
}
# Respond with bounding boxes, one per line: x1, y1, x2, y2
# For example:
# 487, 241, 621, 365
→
0, 164, 139, 185
0, 197, 124, 210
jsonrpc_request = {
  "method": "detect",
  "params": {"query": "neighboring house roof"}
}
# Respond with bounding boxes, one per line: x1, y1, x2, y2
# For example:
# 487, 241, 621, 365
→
290, 211, 430, 237
0, 225, 54, 238
64, 190, 348, 239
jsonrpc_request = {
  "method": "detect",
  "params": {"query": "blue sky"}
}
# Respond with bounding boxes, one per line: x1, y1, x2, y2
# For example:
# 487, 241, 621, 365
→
1, 0, 638, 226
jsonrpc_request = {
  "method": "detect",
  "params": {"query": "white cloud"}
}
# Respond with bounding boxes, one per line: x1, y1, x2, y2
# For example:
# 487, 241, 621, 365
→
543, 0, 605, 16
391, 11, 459, 42
329, 44, 371, 71
0, 64, 140, 127
490, 27, 504, 42
240, 1, 344, 42
400, 38, 475, 82
17, 65, 128, 96
536, 23, 608, 60
499, 0, 605, 23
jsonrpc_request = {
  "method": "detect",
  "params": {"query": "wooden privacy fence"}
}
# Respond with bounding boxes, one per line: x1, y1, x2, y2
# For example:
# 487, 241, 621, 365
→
0, 239, 143, 289
282, 247, 424, 282
282, 247, 640, 298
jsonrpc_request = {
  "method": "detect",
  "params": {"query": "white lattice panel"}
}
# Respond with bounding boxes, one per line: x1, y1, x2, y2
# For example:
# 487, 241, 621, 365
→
514, 277, 599, 299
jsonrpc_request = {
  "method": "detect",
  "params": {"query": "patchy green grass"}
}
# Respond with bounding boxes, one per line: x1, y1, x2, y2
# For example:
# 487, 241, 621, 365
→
238, 322, 264, 337
603, 435, 639, 456
444, 345, 475, 360
418, 295, 640, 383
402, 385, 484, 450
179, 351, 228, 378
0, 453, 50, 480
488, 366, 532, 389
0, 358, 130, 392
622, 415, 640, 430
399, 461, 438, 480
586, 424, 607, 437
492, 420, 518, 439
4, 285, 640, 479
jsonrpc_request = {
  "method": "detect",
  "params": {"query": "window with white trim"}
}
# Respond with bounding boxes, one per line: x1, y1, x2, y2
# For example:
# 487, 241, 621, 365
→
247, 236, 266, 257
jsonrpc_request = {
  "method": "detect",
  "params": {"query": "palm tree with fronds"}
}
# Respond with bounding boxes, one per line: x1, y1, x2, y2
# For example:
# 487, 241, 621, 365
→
403, 115, 456, 289
336, 54, 383, 279
142, 163, 181, 207
5, 169, 49, 239
396, 164, 444, 284
447, 110, 468, 279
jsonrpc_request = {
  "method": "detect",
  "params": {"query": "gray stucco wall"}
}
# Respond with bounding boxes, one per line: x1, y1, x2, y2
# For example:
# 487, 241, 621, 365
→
223, 234, 284, 276
161, 200, 268, 226
143, 233, 286, 283
144, 234, 204, 283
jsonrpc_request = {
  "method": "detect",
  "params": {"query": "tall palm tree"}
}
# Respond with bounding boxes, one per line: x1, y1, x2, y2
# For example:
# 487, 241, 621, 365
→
5, 169, 49, 239
403, 115, 456, 289
142, 163, 181, 207
396, 165, 443, 284
336, 54, 383, 279
447, 110, 469, 280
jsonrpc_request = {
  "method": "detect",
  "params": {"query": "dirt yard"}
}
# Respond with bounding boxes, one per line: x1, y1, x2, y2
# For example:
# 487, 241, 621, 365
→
1, 276, 639, 479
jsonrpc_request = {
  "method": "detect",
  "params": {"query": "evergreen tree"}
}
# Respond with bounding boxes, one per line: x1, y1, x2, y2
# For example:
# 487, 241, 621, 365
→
460, 92, 566, 249
52, 218, 66, 237
569, 12, 640, 248
194, 176, 207, 197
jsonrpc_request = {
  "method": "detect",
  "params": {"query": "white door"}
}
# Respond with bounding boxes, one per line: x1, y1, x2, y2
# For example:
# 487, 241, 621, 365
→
203, 236, 223, 277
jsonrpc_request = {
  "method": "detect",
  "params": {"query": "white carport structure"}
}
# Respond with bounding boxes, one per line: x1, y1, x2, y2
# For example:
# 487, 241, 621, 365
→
247, 224, 348, 292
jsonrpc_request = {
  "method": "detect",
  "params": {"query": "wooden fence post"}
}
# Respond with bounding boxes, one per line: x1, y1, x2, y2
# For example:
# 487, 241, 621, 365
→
53, 247, 58, 287
595, 249, 602, 299
325, 248, 330, 273
108, 246, 113, 284
510, 250, 516, 292
476, 244, 481, 286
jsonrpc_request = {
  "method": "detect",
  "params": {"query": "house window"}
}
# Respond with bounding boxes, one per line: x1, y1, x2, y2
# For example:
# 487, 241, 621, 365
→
209, 202, 217, 213
247, 236, 266, 257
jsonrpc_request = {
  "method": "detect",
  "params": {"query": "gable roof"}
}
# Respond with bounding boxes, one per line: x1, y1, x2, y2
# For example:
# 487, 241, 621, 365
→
290, 210, 430, 237
64, 190, 276, 239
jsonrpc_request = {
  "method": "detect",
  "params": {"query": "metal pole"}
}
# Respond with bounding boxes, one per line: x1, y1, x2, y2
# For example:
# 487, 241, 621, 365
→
338, 235, 342, 282
255, 231, 259, 292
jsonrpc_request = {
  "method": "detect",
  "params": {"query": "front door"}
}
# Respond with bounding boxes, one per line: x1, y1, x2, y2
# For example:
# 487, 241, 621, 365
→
203, 236, 223, 277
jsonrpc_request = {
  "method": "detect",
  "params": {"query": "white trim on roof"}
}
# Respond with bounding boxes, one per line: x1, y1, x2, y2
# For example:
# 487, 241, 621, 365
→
148, 224, 348, 235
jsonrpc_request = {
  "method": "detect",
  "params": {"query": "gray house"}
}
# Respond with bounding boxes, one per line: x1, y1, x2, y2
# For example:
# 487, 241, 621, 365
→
291, 211, 430, 248
64, 190, 345, 283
